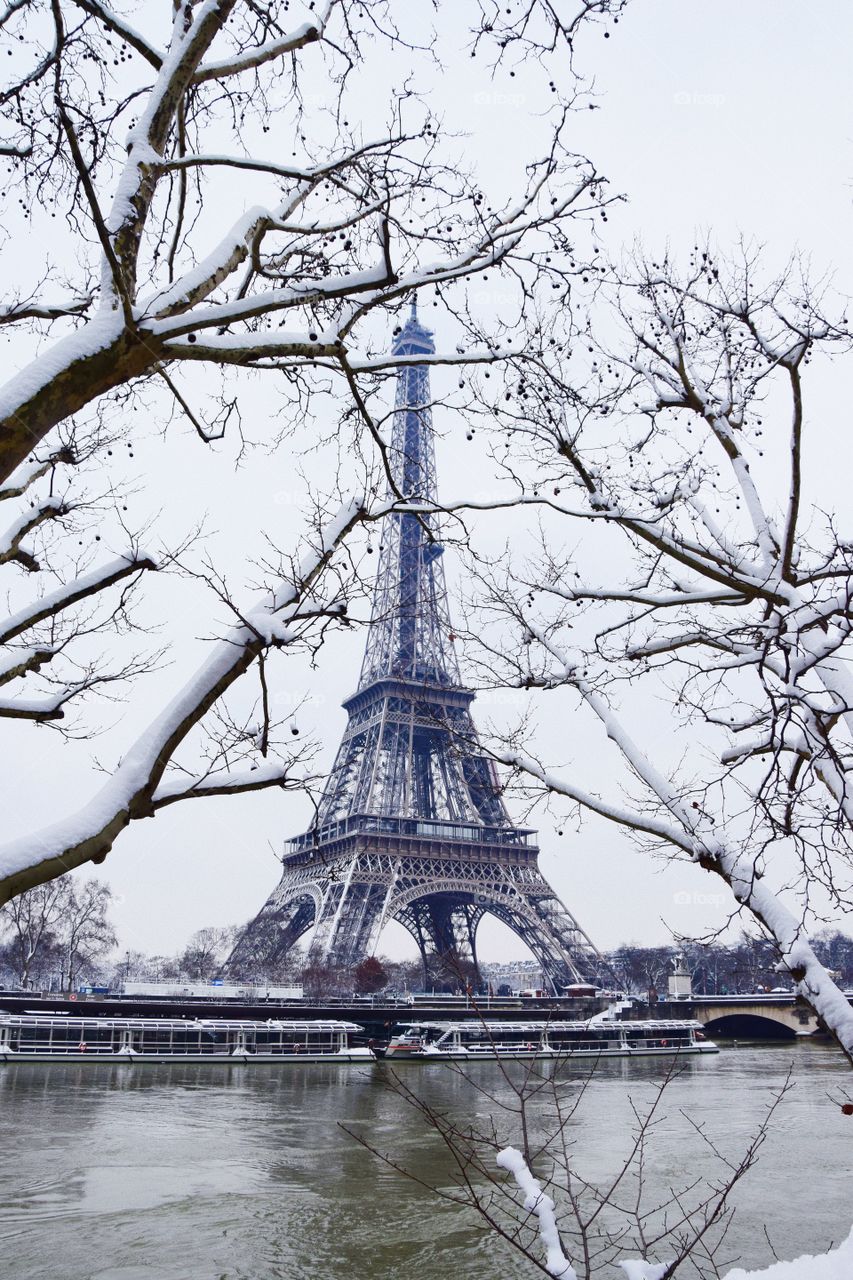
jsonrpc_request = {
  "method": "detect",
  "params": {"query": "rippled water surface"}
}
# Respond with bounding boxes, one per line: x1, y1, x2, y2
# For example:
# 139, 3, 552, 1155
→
1, 1044, 851, 1279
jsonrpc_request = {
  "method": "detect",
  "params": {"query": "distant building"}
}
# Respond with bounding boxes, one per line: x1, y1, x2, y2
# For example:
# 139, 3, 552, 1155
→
481, 959, 545, 993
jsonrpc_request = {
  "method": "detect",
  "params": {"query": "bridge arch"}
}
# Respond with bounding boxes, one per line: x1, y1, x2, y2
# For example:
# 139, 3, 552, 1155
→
694, 998, 819, 1039
702, 1012, 797, 1040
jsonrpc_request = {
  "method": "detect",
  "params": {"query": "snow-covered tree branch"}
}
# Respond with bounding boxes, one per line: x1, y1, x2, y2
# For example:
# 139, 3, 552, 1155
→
451, 248, 853, 1057
0, 493, 365, 902
0, 0, 621, 480
345, 1047, 791, 1278
0, 0, 622, 902
0, 435, 159, 727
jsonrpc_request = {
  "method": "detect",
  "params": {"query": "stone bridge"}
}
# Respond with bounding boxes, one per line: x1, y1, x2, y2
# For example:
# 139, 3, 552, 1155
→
656, 994, 836, 1039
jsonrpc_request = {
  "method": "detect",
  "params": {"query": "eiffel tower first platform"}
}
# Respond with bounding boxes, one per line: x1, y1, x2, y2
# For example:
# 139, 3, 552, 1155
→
229, 305, 603, 991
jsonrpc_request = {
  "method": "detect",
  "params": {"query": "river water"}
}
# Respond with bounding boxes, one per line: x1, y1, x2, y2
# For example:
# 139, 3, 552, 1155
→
1, 1043, 851, 1279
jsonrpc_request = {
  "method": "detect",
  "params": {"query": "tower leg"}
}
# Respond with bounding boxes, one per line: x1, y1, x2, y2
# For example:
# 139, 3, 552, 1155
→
397, 896, 484, 991
310, 871, 391, 970
482, 895, 603, 992
228, 892, 318, 977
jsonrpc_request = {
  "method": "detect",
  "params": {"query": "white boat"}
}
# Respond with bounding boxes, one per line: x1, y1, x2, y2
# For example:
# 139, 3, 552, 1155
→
0, 1014, 374, 1064
384, 1018, 718, 1061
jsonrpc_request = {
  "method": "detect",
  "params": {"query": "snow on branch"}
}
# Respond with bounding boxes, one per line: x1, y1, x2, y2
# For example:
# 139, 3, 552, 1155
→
0, 694, 68, 721
0, 448, 75, 502
0, 496, 68, 570
192, 1, 334, 81
496, 1147, 576, 1278
0, 496, 365, 902
0, 295, 94, 325
460, 247, 853, 1060
151, 760, 298, 807
0, 553, 155, 646
72, 0, 165, 69
0, 0, 614, 480
530, 636, 853, 1057
0, 645, 56, 688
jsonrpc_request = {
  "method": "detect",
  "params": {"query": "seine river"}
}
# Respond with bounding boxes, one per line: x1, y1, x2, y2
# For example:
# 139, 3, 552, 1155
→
1, 1043, 851, 1279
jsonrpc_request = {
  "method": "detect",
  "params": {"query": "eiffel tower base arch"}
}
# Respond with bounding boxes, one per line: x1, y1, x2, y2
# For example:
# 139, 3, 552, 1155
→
228, 841, 603, 994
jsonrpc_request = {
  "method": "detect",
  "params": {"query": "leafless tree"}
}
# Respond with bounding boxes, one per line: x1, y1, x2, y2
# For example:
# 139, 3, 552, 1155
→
0, 0, 623, 904
0, 875, 70, 986
345, 1047, 793, 1277
60, 875, 116, 988
352, 954, 388, 994
179, 923, 236, 978
0, 871, 115, 987
449, 246, 853, 1058
300, 957, 353, 1000
607, 944, 672, 998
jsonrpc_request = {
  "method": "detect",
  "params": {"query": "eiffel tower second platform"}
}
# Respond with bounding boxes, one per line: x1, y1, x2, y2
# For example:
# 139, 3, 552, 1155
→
229, 305, 603, 990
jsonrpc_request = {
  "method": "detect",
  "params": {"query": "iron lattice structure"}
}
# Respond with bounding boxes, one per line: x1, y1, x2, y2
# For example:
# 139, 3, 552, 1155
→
230, 305, 603, 990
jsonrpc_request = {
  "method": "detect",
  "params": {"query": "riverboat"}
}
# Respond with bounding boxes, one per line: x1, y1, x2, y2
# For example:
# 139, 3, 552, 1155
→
384, 1019, 718, 1061
0, 1014, 373, 1064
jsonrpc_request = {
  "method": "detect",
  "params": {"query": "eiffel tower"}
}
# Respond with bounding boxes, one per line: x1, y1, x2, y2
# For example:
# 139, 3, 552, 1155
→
229, 304, 603, 991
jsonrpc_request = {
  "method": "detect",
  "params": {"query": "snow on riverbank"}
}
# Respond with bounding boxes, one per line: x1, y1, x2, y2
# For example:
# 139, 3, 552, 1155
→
497, 1146, 852, 1280
723, 1224, 853, 1279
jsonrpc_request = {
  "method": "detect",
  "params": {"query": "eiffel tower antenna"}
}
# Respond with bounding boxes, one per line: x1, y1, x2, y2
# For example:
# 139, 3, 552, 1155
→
229, 306, 604, 991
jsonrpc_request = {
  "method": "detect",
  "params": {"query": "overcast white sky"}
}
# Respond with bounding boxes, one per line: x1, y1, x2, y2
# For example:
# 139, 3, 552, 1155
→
3, 0, 852, 965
